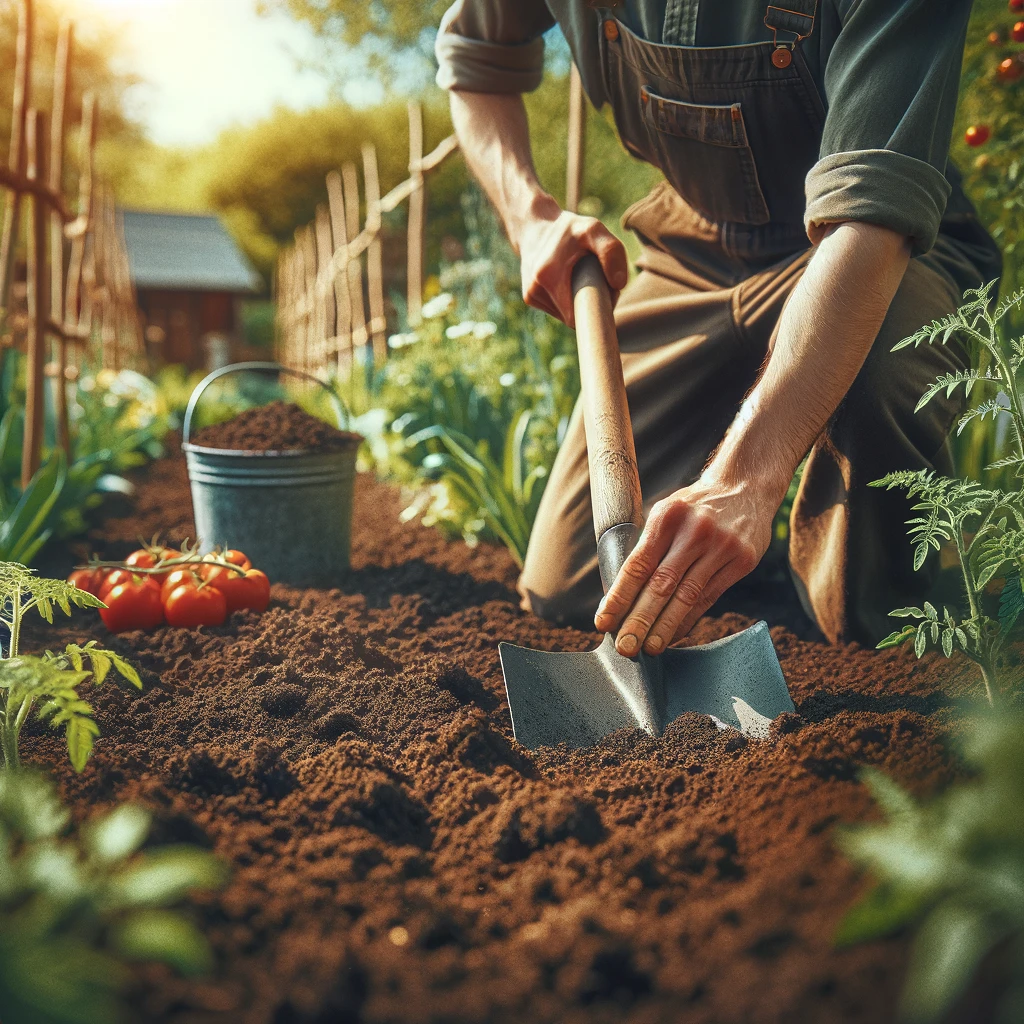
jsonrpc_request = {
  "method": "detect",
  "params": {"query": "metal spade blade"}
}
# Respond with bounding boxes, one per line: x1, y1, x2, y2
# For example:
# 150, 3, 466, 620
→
499, 620, 794, 750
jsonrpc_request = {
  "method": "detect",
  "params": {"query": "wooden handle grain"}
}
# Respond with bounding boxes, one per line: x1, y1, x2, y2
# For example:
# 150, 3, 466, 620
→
571, 255, 644, 540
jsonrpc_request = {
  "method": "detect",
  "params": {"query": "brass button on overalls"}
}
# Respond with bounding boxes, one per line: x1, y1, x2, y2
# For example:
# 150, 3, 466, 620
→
603, 20, 619, 42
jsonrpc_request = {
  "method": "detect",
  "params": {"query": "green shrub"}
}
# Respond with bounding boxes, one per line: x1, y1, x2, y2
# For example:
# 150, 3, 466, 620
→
838, 710, 1024, 1023
0, 769, 226, 1024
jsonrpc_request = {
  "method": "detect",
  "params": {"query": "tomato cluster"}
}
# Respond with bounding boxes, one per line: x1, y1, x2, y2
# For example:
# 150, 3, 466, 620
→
69, 547, 271, 634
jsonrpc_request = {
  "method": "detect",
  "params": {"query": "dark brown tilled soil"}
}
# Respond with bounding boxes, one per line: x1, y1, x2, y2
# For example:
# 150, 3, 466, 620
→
23, 451, 981, 1024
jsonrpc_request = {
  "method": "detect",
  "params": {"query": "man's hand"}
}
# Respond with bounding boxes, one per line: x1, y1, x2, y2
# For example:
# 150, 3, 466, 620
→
516, 199, 628, 327
593, 221, 911, 657
594, 476, 771, 656
448, 90, 627, 327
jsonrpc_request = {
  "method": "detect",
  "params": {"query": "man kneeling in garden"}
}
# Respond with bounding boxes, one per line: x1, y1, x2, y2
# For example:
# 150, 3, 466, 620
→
436, 0, 1001, 651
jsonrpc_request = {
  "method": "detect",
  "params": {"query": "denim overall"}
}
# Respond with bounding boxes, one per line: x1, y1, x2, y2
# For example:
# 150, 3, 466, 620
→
589, 2, 999, 283
518, 3, 1001, 645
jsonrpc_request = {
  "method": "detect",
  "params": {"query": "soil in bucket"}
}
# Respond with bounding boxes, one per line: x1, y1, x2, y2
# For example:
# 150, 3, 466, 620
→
190, 400, 363, 453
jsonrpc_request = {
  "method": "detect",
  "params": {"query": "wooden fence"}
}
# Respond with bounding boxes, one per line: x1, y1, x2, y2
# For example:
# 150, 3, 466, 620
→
0, 0, 143, 488
275, 64, 588, 381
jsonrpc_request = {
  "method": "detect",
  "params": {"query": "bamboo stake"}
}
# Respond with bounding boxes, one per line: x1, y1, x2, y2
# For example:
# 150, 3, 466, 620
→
49, 20, 72, 451
566, 63, 586, 214
0, 0, 32, 316
406, 101, 425, 327
301, 224, 318, 375
22, 110, 47, 489
325, 170, 353, 378
65, 93, 95, 351
362, 142, 386, 365
314, 203, 334, 375
341, 161, 366, 352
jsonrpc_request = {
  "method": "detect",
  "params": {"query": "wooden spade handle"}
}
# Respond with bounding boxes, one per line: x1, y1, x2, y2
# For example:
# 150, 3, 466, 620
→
571, 255, 644, 541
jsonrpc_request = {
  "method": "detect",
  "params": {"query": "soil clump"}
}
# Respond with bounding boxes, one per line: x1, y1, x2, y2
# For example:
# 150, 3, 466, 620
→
190, 400, 363, 453
23, 451, 981, 1024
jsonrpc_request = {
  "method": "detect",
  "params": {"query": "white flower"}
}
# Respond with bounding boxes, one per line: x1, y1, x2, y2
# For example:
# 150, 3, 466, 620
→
445, 320, 476, 339
499, 372, 516, 387
472, 321, 497, 339
421, 292, 454, 319
388, 332, 419, 350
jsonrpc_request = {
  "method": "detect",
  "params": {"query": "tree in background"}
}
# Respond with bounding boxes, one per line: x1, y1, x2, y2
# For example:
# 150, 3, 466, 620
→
257, 0, 450, 83
0, 0, 142, 172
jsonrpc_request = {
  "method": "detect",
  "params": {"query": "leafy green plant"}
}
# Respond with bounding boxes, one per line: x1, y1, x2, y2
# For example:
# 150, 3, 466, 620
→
406, 408, 548, 567
837, 710, 1024, 1023
0, 563, 140, 772
0, 769, 227, 1024
872, 283, 1024, 703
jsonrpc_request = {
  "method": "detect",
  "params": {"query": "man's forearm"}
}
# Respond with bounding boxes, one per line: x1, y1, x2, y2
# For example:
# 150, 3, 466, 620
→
449, 90, 558, 251
705, 222, 912, 506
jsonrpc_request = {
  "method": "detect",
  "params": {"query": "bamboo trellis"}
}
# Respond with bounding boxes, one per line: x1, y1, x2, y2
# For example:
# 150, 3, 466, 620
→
0, 0, 143, 487
275, 74, 587, 381
275, 101, 460, 379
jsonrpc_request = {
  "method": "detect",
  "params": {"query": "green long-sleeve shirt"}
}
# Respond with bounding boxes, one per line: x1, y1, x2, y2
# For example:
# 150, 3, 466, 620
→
435, 0, 976, 253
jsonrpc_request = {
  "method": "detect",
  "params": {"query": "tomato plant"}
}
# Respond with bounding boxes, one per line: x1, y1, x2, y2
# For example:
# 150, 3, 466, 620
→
164, 580, 227, 628
1, 564, 141, 772
100, 579, 164, 634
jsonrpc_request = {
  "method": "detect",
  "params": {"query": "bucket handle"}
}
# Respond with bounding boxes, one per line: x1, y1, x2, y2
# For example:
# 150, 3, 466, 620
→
182, 361, 349, 445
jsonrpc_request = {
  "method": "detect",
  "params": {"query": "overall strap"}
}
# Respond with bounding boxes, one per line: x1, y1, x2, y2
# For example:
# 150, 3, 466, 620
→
764, 1, 818, 67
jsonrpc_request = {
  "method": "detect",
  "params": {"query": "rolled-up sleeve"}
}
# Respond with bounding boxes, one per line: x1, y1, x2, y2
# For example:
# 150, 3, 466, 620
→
435, 0, 555, 94
805, 0, 973, 254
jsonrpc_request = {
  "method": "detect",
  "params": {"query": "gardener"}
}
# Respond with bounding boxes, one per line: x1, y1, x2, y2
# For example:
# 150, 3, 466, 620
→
435, 0, 1001, 652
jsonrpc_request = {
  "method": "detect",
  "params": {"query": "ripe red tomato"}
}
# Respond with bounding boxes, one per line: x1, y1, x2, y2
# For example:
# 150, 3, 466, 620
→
126, 546, 182, 578
223, 549, 252, 571
164, 581, 227, 628
210, 568, 271, 614
160, 568, 200, 605
1012, 0, 1024, 14
125, 549, 157, 570
998, 56, 1023, 81
98, 568, 141, 601
1013, 21, 1024, 42
965, 124, 991, 147
100, 579, 164, 633
67, 567, 109, 597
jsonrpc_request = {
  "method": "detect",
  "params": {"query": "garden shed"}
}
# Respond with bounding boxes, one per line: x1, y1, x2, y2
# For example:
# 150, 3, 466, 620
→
121, 209, 261, 369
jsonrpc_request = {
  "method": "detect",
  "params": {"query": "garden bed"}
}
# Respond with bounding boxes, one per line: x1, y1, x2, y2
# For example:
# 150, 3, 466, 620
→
22, 450, 980, 1024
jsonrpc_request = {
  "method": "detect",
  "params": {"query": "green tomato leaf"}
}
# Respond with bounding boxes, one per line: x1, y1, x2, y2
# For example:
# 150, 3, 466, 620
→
877, 626, 916, 650
114, 909, 214, 975
941, 628, 953, 658
914, 626, 927, 659
85, 803, 151, 863
835, 880, 929, 947
67, 715, 100, 773
900, 903, 1000, 1023
111, 847, 228, 908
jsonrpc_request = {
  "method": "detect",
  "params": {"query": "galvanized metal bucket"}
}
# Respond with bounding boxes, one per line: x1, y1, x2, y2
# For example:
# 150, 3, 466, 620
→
181, 361, 362, 587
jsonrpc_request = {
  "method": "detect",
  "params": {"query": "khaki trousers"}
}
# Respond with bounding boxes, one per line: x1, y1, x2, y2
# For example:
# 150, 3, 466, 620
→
518, 221, 980, 646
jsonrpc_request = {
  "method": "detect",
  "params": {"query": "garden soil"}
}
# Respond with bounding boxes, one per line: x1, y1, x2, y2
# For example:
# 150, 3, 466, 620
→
190, 401, 363, 452
24, 449, 986, 1024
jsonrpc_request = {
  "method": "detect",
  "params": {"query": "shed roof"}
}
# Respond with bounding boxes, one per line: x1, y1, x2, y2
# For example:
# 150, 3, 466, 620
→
121, 210, 261, 293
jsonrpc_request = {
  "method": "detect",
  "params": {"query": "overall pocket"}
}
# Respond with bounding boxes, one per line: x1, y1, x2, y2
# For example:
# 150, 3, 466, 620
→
640, 88, 770, 226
